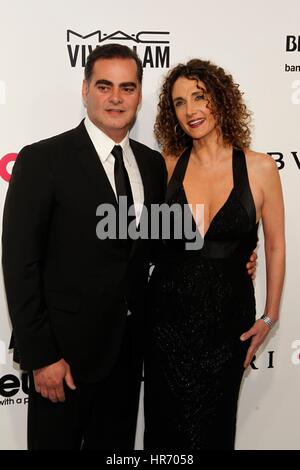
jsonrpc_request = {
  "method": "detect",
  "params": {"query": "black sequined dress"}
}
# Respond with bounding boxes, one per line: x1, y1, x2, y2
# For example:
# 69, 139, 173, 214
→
144, 147, 258, 450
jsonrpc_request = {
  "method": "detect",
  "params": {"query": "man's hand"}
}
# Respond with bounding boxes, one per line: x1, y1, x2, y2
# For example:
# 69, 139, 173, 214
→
33, 358, 76, 403
246, 251, 257, 280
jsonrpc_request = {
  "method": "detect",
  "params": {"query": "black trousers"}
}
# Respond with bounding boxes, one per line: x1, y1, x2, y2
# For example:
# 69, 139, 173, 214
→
27, 319, 142, 450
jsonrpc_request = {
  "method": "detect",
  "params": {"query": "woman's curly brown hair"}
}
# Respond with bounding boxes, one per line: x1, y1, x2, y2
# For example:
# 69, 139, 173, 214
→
154, 58, 252, 156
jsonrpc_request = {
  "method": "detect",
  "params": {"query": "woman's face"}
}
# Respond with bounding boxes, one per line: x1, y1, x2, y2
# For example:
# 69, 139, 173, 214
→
171, 77, 217, 141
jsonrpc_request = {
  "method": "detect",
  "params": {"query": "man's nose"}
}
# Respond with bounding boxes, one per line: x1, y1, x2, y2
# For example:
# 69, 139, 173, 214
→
109, 88, 122, 103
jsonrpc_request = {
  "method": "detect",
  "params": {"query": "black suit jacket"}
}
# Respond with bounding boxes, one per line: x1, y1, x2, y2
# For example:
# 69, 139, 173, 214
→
2, 121, 166, 382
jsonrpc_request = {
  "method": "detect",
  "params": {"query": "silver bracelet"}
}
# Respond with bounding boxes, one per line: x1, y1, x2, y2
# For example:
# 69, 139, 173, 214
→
260, 314, 274, 328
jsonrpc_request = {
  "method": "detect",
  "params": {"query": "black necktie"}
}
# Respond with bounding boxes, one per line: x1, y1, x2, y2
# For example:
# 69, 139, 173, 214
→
111, 145, 134, 206
111, 145, 136, 242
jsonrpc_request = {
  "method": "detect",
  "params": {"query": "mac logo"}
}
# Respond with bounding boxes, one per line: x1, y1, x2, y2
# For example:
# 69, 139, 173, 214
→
67, 29, 170, 69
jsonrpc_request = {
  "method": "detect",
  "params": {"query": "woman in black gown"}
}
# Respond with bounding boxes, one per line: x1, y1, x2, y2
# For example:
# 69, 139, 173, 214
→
144, 59, 285, 450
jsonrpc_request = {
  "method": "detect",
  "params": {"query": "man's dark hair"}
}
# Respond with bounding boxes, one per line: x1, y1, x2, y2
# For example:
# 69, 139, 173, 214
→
84, 43, 143, 83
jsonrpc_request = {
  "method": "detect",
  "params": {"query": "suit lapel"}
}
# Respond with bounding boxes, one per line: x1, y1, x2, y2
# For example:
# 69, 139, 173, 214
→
72, 121, 117, 206
71, 124, 152, 259
130, 139, 151, 209
128, 140, 153, 260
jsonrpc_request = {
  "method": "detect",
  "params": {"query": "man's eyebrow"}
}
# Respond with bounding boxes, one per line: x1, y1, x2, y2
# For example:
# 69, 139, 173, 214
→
94, 79, 113, 86
119, 82, 137, 88
94, 80, 137, 88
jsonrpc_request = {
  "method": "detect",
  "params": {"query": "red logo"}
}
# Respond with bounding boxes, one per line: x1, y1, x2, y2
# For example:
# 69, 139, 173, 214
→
0, 153, 18, 182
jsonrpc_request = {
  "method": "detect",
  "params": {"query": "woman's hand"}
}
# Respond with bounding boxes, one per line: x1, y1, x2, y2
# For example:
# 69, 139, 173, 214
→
240, 319, 272, 368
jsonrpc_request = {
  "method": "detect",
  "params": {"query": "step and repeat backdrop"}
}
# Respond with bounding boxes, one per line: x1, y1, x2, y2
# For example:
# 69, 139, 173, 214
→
0, 0, 299, 450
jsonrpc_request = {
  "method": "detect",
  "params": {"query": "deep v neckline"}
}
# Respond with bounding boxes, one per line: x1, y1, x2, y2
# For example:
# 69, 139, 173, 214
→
182, 186, 235, 238
181, 149, 235, 238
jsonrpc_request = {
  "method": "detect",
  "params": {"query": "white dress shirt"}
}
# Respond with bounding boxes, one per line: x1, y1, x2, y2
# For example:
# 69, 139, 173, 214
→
84, 115, 144, 224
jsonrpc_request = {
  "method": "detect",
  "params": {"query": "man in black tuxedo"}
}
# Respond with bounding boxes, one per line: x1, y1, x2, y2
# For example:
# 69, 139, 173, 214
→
2, 44, 166, 450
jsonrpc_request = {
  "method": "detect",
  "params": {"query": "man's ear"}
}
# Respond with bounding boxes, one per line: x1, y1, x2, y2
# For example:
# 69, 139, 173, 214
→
138, 90, 142, 110
82, 79, 88, 106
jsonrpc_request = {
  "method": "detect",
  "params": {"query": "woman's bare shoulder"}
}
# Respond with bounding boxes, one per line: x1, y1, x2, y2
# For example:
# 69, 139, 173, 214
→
244, 148, 278, 174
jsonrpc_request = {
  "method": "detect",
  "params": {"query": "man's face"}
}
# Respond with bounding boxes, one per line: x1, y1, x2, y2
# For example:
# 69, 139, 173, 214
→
82, 57, 142, 142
